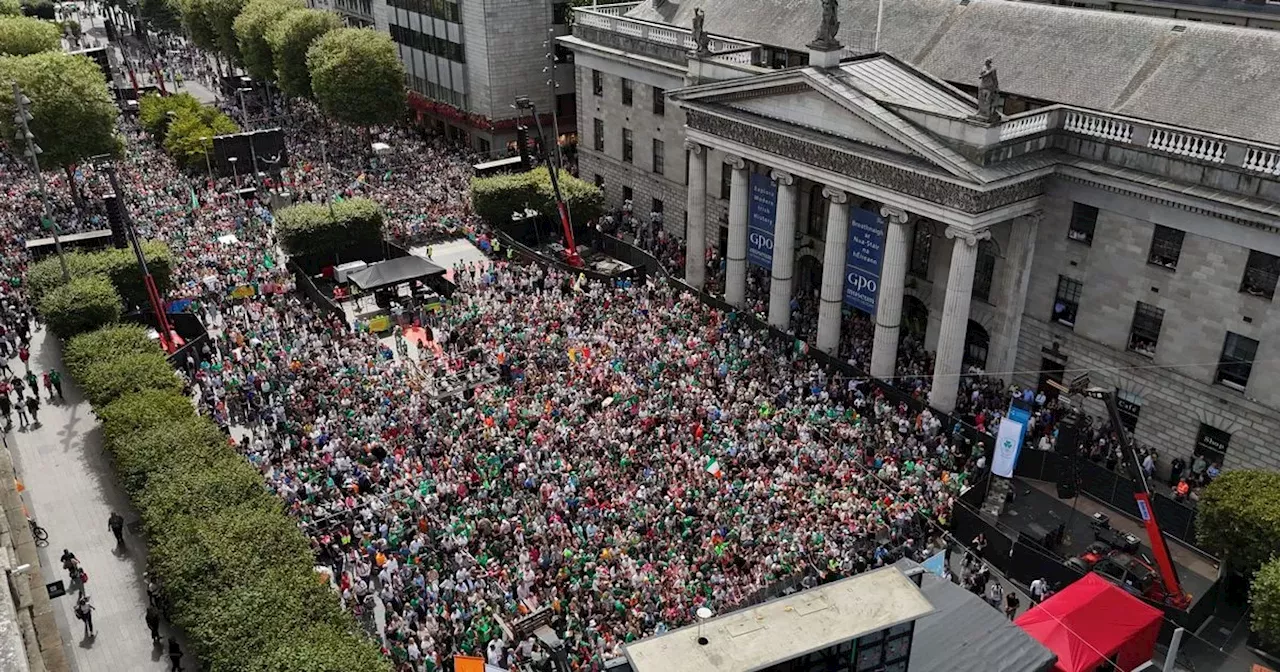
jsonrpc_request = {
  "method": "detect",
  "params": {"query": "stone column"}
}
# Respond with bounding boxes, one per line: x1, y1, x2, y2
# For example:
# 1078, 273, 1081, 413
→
871, 206, 912, 379
929, 226, 991, 414
684, 140, 707, 290
992, 211, 1042, 378
816, 186, 849, 354
767, 170, 798, 330
724, 155, 749, 307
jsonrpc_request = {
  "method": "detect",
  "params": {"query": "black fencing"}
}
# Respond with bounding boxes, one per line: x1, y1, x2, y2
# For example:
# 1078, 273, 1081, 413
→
1013, 449, 1204, 554
290, 261, 344, 321
951, 502, 1013, 575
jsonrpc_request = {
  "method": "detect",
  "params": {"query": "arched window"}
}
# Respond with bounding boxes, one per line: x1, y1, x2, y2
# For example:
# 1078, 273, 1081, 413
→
807, 184, 827, 239
902, 295, 929, 336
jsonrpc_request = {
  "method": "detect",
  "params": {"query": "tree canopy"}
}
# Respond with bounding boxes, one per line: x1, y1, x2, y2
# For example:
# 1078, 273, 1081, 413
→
233, 0, 301, 82
307, 28, 406, 126
164, 104, 239, 168
0, 0, 21, 15
0, 15, 61, 55
180, 0, 218, 51
139, 0, 183, 34
202, 0, 250, 63
0, 51, 118, 170
1198, 470, 1280, 574
266, 8, 339, 98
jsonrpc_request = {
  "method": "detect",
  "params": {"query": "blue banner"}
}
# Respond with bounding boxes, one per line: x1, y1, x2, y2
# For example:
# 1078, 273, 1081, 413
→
747, 172, 777, 269
1008, 399, 1032, 457
843, 207, 886, 315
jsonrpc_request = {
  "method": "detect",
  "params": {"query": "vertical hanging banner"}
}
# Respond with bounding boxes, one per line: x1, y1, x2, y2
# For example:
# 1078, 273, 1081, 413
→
747, 172, 777, 269
992, 417, 1027, 478
843, 207, 887, 315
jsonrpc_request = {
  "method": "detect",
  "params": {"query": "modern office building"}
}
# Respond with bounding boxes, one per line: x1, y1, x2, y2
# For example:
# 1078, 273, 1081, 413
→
561, 0, 1280, 474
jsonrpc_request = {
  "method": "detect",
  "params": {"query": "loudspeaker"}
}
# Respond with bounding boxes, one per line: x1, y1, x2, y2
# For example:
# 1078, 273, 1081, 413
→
1055, 412, 1082, 499
103, 193, 127, 249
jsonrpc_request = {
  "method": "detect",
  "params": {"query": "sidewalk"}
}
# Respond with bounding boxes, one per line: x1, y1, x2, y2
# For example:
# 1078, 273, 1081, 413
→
5, 327, 192, 671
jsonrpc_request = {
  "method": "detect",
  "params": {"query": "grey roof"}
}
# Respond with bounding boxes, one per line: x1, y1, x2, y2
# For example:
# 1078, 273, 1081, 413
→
891, 560, 1057, 672
624, 0, 1280, 143
835, 56, 975, 117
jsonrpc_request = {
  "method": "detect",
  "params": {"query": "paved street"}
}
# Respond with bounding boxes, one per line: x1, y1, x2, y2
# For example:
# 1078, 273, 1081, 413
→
5, 327, 192, 671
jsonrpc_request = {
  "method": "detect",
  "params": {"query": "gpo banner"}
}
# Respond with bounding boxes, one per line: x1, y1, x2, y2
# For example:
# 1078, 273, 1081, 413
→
747, 172, 777, 269
843, 207, 886, 315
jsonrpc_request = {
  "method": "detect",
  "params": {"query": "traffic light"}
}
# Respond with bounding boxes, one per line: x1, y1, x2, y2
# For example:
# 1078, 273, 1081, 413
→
103, 193, 128, 249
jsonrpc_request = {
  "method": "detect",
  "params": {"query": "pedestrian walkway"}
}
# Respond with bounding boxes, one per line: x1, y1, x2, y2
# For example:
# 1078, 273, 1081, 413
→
5, 327, 192, 671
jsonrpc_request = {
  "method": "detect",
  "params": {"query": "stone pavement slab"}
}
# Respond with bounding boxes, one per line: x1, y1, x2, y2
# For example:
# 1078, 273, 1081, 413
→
6, 328, 193, 672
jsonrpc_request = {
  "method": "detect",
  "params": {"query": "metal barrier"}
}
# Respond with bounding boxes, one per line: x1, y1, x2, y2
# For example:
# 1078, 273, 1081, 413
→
290, 260, 345, 321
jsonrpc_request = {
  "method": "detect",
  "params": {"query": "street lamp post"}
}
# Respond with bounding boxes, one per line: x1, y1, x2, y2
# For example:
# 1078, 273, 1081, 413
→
514, 95, 580, 266
237, 87, 253, 129
228, 156, 239, 189
12, 81, 70, 282
198, 136, 214, 186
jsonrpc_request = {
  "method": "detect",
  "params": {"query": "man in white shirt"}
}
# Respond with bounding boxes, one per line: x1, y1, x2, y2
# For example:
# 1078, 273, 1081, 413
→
1030, 577, 1048, 603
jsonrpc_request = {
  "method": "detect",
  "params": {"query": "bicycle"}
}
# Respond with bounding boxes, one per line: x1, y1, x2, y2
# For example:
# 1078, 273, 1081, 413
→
28, 518, 48, 546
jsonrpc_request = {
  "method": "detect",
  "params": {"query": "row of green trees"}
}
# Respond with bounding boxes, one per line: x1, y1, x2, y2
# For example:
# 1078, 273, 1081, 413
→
1197, 471, 1280, 649
275, 196, 384, 261
62, 325, 390, 672
174, 0, 405, 127
0, 14, 61, 55
139, 93, 240, 168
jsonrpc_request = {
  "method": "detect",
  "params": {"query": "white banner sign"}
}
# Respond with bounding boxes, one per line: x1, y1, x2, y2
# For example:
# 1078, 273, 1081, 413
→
992, 417, 1026, 478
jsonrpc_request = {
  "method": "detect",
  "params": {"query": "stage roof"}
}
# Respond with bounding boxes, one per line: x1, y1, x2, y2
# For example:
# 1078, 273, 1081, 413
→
1016, 573, 1163, 672
348, 255, 445, 291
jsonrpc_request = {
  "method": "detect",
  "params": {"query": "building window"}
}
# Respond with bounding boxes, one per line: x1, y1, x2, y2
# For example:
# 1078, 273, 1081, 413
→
1216, 331, 1258, 390
1147, 225, 1184, 269
652, 86, 665, 115
720, 166, 732, 200
594, 174, 604, 188
1195, 423, 1230, 465
622, 185, 633, 203
592, 118, 604, 152
1068, 203, 1098, 245
1052, 275, 1082, 327
1128, 302, 1163, 358
651, 138, 664, 175
621, 78, 633, 106
651, 197, 663, 215
909, 224, 931, 278
972, 242, 995, 302
1241, 249, 1280, 300
591, 70, 602, 96
622, 128, 633, 163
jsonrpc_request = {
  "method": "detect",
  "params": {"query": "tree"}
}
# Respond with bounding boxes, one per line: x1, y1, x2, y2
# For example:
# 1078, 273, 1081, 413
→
307, 28, 405, 126
471, 167, 604, 230
164, 105, 239, 168
266, 8, 339, 99
275, 197, 383, 262
0, 52, 117, 173
180, 0, 218, 52
0, 15, 60, 55
139, 0, 182, 34
0, 0, 21, 15
234, 0, 301, 82
78, 350, 182, 407
20, 0, 53, 20
28, 242, 174, 308
64, 325, 159, 382
1253, 557, 1280, 651
38, 276, 122, 339
1197, 470, 1280, 574
202, 0, 249, 64
138, 92, 203, 140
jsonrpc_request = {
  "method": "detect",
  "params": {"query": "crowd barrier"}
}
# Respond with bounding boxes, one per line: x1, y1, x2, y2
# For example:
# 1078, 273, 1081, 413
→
290, 260, 345, 321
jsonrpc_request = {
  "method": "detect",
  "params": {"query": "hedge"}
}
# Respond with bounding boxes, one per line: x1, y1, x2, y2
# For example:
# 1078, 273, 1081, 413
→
64, 324, 157, 381
0, 15, 61, 55
1254, 557, 1280, 651
470, 166, 604, 231
1197, 469, 1280, 574
70, 326, 389, 671
28, 242, 173, 308
138, 92, 204, 140
275, 197, 383, 262
38, 276, 121, 339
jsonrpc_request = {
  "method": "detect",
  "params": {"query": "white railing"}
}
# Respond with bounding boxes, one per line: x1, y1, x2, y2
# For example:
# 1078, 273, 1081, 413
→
1148, 129, 1227, 164
1243, 147, 1280, 176
572, 6, 761, 60
1063, 111, 1133, 143
999, 112, 1051, 141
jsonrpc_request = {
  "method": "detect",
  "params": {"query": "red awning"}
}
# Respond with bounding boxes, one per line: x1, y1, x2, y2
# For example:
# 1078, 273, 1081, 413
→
1016, 573, 1163, 672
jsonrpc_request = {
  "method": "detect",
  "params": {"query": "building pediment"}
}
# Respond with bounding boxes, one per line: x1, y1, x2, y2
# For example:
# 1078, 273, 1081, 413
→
672, 54, 994, 183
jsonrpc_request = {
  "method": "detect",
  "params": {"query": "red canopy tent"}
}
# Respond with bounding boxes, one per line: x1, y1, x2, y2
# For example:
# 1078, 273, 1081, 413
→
1016, 573, 1163, 672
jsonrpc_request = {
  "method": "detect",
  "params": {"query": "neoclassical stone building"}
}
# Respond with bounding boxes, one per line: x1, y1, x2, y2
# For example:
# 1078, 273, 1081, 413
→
562, 0, 1280, 473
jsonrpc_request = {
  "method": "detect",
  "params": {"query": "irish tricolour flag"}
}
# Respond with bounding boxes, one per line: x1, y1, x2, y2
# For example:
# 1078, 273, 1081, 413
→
705, 457, 723, 478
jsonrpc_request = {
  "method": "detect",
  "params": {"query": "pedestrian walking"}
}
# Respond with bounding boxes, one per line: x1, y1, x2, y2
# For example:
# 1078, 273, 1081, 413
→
18, 345, 28, 371
1005, 591, 1021, 621
49, 368, 63, 400
15, 398, 28, 428
25, 369, 36, 397
108, 512, 125, 546
168, 637, 183, 671
74, 595, 96, 637
985, 578, 1004, 609
145, 604, 162, 643
1030, 577, 1048, 604
25, 395, 38, 426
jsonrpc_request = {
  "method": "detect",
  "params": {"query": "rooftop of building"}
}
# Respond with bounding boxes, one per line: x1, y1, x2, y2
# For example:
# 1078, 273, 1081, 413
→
622, 566, 934, 672
624, 0, 1280, 144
